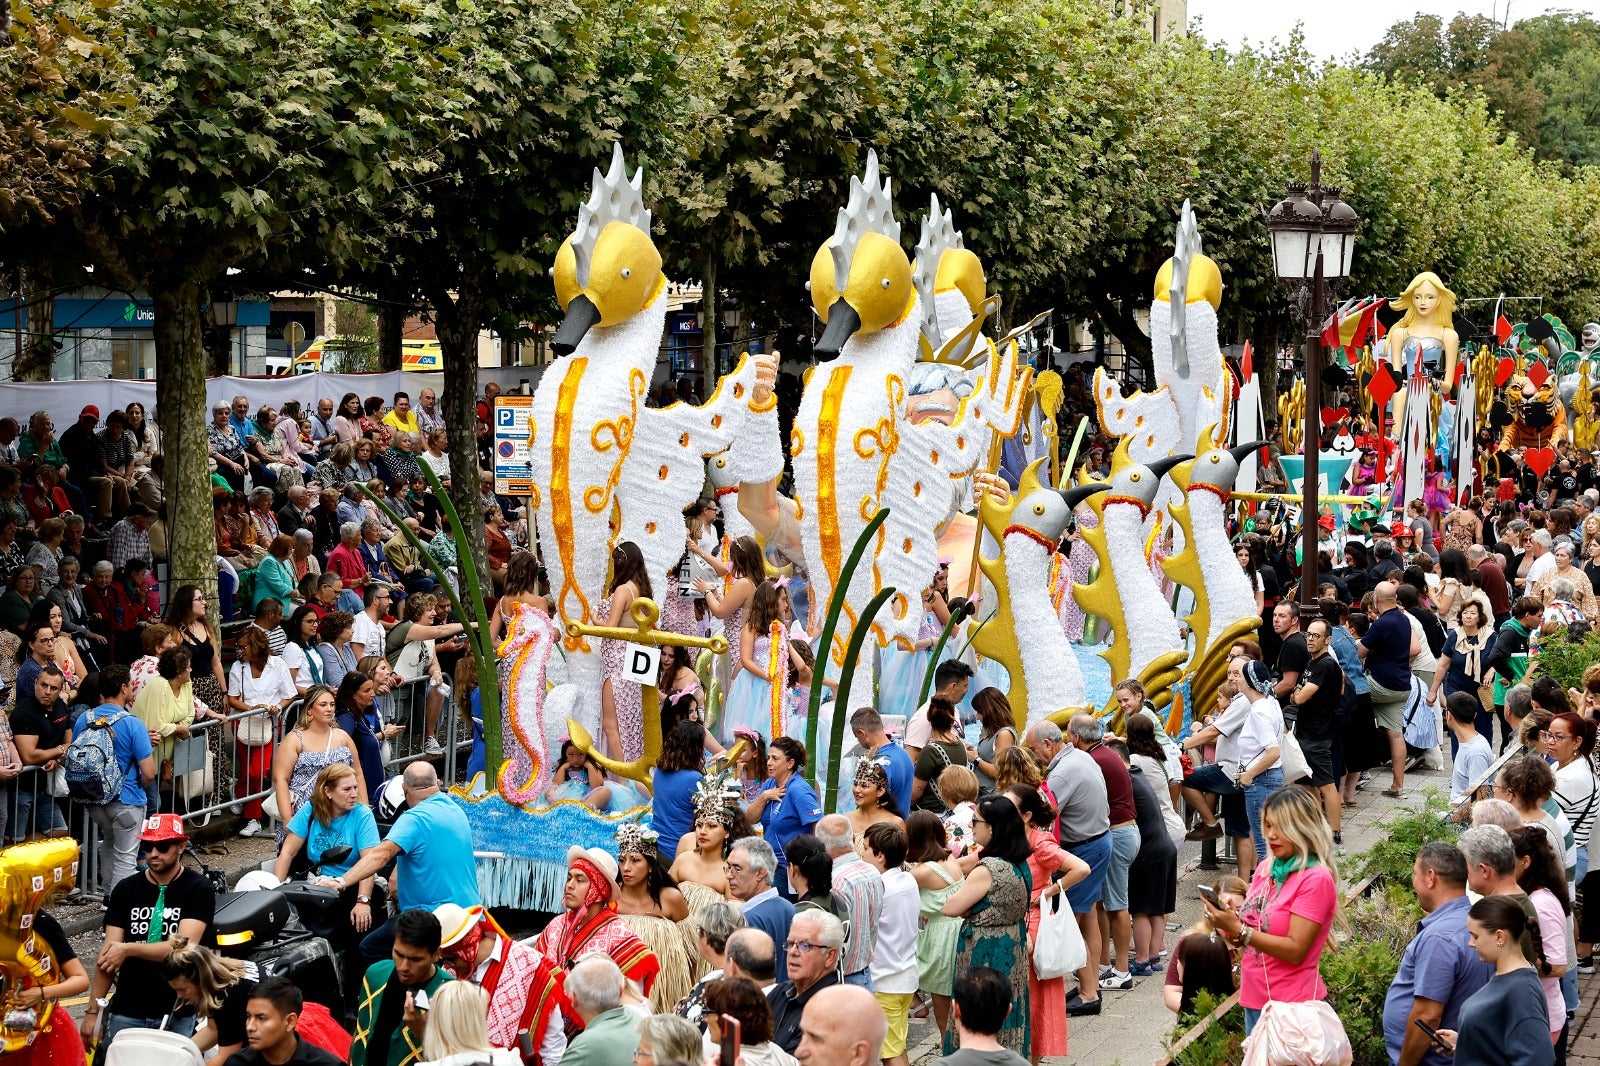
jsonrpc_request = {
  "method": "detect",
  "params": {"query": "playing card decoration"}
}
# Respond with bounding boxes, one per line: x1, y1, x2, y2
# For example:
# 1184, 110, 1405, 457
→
1524, 446, 1556, 478
1525, 361, 1551, 390
1494, 357, 1516, 387
1366, 363, 1402, 410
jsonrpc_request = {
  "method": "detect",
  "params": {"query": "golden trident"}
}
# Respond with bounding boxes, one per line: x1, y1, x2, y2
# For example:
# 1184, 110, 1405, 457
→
566, 598, 728, 786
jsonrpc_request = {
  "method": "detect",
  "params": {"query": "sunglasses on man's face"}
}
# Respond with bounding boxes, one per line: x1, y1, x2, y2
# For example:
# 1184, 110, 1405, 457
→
143, 839, 183, 854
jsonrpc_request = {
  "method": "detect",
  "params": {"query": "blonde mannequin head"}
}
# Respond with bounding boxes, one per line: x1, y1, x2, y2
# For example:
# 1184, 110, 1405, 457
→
1393, 272, 1457, 330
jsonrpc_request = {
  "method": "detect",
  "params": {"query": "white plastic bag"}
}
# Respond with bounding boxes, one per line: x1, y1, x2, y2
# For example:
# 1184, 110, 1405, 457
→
1279, 729, 1311, 784
1031, 890, 1086, 980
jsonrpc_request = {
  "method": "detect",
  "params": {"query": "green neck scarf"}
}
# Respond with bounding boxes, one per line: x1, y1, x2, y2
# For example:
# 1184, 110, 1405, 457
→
1269, 854, 1318, 885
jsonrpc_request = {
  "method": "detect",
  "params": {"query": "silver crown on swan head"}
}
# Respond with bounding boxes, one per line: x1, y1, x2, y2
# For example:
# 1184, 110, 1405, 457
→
571, 142, 652, 289
827, 149, 900, 294
914, 192, 964, 350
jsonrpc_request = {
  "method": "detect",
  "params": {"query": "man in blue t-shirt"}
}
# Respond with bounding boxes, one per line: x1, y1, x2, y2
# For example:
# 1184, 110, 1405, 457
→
83, 665, 157, 894
1358, 581, 1419, 796
850, 707, 915, 817
331, 761, 480, 964
1381, 843, 1492, 1066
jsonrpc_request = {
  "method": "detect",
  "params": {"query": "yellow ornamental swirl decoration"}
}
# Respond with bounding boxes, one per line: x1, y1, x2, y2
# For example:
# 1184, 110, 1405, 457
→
584, 367, 647, 514
816, 367, 852, 585
551, 360, 593, 653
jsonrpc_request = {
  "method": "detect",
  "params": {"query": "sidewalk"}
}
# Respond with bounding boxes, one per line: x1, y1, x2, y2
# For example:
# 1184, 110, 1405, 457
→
904, 767, 1450, 1065
1567, 972, 1600, 1065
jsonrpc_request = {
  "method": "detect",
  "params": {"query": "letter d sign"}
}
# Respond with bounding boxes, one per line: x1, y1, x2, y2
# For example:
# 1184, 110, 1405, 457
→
623, 644, 662, 688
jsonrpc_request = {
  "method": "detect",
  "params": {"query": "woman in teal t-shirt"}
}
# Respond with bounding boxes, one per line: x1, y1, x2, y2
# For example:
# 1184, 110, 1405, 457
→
273, 762, 383, 943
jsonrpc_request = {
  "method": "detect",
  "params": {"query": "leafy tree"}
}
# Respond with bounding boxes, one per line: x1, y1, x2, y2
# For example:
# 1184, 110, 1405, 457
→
0, 0, 138, 380
656, 0, 909, 386
60, 0, 445, 612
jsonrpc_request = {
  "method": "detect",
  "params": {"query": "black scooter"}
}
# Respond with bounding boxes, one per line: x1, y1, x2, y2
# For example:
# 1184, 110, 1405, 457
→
204, 845, 371, 1018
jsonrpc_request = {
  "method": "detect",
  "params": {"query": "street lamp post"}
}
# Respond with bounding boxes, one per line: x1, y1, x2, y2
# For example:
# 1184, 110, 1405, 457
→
1264, 151, 1359, 612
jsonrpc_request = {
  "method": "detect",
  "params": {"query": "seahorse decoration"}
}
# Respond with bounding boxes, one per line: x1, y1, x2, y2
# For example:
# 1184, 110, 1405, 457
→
0, 839, 78, 1054
534, 142, 779, 751
495, 603, 563, 805
969, 457, 1108, 728
783, 156, 1031, 703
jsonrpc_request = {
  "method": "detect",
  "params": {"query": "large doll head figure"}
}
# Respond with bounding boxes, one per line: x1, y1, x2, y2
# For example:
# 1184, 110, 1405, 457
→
1393, 272, 1457, 336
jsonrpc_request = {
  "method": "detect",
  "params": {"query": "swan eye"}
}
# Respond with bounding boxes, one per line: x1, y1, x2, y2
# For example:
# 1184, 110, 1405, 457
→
881, 279, 891, 289
621, 268, 632, 279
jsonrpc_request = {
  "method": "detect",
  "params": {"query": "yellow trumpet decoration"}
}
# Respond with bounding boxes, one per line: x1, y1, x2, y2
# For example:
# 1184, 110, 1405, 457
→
567, 598, 728, 786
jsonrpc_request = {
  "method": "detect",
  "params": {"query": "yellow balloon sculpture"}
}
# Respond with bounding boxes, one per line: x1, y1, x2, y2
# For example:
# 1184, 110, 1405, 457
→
0, 839, 79, 1053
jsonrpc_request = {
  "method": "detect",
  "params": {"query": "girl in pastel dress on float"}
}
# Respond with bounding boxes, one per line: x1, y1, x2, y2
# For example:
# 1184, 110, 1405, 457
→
694, 536, 764, 742
720, 579, 792, 742
878, 570, 950, 721
599, 541, 650, 762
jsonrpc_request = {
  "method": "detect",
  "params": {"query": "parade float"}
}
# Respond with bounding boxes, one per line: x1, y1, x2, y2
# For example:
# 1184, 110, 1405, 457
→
398, 147, 1361, 908
0, 841, 80, 1057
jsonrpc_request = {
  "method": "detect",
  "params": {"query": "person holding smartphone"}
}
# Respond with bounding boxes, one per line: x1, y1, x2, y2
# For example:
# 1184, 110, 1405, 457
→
1431, 895, 1555, 1066
703, 979, 794, 1066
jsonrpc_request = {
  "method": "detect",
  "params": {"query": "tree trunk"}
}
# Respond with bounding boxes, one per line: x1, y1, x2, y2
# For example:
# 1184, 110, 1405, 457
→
1088, 289, 1153, 386
151, 278, 219, 620
376, 302, 403, 372
430, 288, 491, 583
13, 265, 56, 381
701, 246, 717, 402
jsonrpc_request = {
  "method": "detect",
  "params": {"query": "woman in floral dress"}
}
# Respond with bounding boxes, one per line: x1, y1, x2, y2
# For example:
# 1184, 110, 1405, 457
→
940, 794, 1033, 1057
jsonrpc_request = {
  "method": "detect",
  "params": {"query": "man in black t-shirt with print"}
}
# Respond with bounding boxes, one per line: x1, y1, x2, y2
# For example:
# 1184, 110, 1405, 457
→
1289, 618, 1346, 848
10, 664, 72, 840
83, 813, 216, 1062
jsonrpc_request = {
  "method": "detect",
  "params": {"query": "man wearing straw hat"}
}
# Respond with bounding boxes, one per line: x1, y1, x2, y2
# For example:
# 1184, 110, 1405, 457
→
436, 902, 567, 1065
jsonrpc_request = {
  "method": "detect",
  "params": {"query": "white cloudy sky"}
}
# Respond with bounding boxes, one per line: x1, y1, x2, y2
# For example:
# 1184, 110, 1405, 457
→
1188, 1, 1600, 61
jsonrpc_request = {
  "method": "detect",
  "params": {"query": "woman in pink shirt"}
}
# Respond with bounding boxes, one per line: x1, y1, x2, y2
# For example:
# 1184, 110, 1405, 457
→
1200, 785, 1338, 1035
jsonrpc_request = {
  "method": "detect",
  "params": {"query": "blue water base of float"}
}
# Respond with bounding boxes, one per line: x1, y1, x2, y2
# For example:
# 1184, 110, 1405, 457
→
1076, 643, 1113, 708
453, 787, 649, 911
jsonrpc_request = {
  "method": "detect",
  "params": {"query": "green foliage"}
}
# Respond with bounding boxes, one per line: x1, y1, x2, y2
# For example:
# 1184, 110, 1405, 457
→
1353, 790, 1458, 885
1365, 9, 1600, 168
1321, 883, 1422, 1066
1528, 630, 1600, 694
1165, 989, 1244, 1065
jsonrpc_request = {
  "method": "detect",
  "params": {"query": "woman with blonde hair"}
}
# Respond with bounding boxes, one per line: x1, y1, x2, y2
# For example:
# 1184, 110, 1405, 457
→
1387, 270, 1460, 391
992, 744, 1041, 793
161, 937, 257, 1066
271, 683, 363, 842
273, 762, 382, 947
1202, 785, 1339, 1036
419, 980, 521, 1066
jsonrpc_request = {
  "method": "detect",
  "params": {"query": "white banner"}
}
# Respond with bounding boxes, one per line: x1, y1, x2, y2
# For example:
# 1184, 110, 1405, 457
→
0, 371, 445, 434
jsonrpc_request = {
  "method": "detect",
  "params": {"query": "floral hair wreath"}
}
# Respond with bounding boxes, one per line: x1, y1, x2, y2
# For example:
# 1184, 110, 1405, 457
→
615, 822, 660, 858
